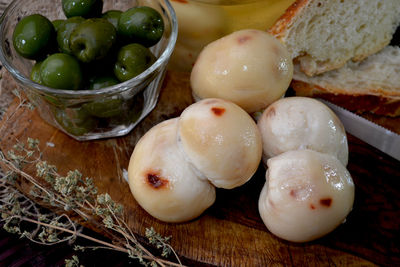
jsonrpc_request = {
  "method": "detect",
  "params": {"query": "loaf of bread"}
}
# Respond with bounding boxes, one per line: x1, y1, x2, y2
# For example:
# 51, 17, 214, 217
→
269, 0, 400, 76
291, 46, 400, 117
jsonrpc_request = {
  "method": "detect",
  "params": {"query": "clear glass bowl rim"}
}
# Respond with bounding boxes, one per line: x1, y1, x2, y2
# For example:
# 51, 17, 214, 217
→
187, 0, 262, 5
0, 0, 178, 97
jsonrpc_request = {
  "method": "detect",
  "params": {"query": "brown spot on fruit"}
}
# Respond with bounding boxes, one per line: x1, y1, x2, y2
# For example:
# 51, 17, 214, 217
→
310, 204, 316, 210
211, 107, 226, 116
146, 172, 168, 189
238, 35, 252, 44
290, 189, 297, 197
320, 198, 332, 207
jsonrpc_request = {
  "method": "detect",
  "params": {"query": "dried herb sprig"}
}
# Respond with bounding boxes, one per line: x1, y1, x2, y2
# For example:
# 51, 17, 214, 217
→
0, 89, 34, 134
0, 138, 184, 267
65, 255, 83, 267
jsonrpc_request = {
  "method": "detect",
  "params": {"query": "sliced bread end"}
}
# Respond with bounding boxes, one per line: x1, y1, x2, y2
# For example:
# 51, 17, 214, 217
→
291, 46, 400, 117
269, 0, 400, 76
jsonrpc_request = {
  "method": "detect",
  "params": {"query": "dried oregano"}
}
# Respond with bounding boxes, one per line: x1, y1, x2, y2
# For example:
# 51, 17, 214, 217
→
0, 138, 184, 267
65, 255, 83, 267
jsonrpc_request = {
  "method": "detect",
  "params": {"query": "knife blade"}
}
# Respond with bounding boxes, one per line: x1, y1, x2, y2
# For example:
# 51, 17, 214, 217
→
319, 99, 400, 161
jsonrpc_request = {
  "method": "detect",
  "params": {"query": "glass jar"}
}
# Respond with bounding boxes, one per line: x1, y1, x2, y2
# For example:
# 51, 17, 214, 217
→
0, 0, 177, 141
169, 0, 295, 71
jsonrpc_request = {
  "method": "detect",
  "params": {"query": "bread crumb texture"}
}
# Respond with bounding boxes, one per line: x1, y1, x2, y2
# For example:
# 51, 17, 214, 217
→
270, 0, 400, 76
293, 46, 400, 96
292, 46, 400, 116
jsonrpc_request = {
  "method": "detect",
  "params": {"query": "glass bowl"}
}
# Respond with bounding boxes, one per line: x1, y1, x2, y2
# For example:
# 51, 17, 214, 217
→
0, 0, 177, 141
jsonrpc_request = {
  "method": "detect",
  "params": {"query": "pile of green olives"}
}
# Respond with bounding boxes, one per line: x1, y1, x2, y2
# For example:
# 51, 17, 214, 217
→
12, 0, 165, 136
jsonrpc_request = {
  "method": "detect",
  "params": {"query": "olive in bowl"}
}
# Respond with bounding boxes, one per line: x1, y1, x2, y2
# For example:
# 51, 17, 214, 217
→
62, 0, 103, 18
114, 43, 156, 82
101, 10, 122, 29
56, 16, 85, 55
69, 18, 116, 63
0, 0, 177, 141
40, 53, 83, 90
12, 14, 56, 60
118, 6, 165, 47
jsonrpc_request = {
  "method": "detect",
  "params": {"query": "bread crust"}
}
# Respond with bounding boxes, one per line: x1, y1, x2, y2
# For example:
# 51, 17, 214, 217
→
292, 80, 400, 117
268, 0, 308, 39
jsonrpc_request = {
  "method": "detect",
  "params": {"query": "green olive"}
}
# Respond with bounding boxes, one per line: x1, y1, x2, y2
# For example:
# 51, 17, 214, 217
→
69, 18, 116, 63
54, 106, 97, 136
83, 96, 123, 118
52, 19, 65, 32
108, 93, 144, 125
12, 14, 55, 60
114, 43, 155, 82
40, 53, 83, 90
88, 75, 119, 90
56, 16, 85, 54
30, 61, 44, 84
117, 6, 164, 47
80, 56, 116, 89
82, 76, 122, 118
102, 10, 122, 29
62, 0, 103, 18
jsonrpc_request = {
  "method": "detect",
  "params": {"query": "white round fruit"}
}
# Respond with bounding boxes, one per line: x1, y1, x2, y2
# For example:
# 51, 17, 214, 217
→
128, 118, 216, 223
257, 97, 348, 166
190, 29, 293, 113
178, 98, 262, 189
258, 150, 355, 242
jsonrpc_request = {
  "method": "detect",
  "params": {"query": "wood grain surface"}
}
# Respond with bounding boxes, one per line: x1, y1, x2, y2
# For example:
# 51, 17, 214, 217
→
0, 70, 399, 267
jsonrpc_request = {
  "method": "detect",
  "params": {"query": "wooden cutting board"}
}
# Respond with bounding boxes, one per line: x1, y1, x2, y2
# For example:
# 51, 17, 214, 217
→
0, 70, 399, 266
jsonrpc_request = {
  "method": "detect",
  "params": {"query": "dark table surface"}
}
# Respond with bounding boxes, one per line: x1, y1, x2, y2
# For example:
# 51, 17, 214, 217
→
0, 227, 138, 267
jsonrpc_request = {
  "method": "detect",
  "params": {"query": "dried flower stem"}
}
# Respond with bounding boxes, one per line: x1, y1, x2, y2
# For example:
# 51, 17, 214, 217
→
0, 89, 34, 134
3, 211, 125, 252
1, 148, 128, 245
0, 137, 185, 267
4, 212, 183, 267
